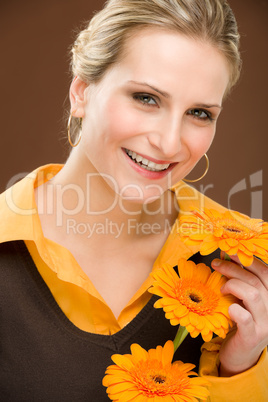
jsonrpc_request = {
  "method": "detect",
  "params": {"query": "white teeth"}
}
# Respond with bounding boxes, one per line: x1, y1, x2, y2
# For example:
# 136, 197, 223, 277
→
135, 155, 143, 162
156, 163, 169, 169
142, 158, 149, 166
125, 149, 170, 172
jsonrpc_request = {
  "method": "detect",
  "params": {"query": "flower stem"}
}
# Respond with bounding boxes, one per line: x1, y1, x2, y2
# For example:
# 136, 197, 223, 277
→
173, 326, 189, 352
224, 253, 231, 261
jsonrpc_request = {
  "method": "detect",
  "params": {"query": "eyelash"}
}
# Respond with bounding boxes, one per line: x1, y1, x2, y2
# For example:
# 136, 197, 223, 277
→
133, 93, 215, 122
187, 109, 214, 122
133, 93, 158, 107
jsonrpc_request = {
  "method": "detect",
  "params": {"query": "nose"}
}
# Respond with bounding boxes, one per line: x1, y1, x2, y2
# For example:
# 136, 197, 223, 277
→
147, 113, 183, 158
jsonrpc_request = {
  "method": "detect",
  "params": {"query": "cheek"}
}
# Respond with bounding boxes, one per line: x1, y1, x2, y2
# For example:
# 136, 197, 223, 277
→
104, 100, 145, 142
182, 125, 216, 170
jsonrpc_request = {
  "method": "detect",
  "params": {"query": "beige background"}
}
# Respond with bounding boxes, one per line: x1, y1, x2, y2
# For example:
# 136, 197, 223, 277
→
0, 0, 267, 220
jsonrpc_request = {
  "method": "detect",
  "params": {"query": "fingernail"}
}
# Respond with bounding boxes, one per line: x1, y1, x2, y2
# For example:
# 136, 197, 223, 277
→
212, 259, 222, 267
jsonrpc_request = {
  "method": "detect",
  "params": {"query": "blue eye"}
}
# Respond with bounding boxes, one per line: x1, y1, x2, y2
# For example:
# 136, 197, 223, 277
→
188, 108, 213, 121
134, 94, 157, 106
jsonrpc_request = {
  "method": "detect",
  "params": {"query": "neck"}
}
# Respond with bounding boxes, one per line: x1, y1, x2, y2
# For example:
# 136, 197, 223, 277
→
36, 150, 179, 245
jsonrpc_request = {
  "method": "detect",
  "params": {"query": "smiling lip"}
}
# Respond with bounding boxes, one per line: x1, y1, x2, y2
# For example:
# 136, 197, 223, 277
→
122, 148, 177, 179
127, 150, 174, 165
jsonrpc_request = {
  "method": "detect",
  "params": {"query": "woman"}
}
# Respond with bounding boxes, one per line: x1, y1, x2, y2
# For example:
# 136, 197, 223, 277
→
0, 0, 267, 400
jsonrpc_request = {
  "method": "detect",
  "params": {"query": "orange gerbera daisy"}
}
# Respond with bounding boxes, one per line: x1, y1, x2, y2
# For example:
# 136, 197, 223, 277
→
179, 208, 268, 267
149, 259, 235, 342
103, 340, 210, 401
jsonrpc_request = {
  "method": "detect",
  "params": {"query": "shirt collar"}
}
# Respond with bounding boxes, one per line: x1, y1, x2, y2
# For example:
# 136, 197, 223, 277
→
0, 164, 63, 243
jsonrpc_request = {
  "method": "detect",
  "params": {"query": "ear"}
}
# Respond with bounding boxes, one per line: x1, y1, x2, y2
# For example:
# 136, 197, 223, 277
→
69, 76, 88, 118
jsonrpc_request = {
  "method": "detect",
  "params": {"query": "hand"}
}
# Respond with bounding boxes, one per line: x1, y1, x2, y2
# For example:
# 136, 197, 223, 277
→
212, 252, 268, 377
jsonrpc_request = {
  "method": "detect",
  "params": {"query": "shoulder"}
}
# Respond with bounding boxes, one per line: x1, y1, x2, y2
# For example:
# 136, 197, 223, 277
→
0, 164, 63, 244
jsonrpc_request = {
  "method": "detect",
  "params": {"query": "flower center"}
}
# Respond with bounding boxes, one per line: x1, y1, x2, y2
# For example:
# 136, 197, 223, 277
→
176, 279, 219, 315
189, 293, 202, 303
132, 360, 191, 396
223, 226, 242, 233
151, 375, 166, 384
210, 217, 262, 239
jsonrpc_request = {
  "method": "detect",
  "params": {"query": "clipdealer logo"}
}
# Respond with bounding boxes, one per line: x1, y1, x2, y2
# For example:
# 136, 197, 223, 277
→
5, 170, 264, 223
227, 170, 263, 219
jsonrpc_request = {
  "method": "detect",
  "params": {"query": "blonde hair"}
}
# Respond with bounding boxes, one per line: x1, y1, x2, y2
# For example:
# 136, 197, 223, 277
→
71, 0, 241, 89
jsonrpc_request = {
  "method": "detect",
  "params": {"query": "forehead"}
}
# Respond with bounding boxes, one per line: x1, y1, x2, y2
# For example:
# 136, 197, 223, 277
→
97, 28, 230, 102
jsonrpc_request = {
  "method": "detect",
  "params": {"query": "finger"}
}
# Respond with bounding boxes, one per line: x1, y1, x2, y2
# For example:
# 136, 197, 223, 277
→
212, 258, 262, 288
212, 257, 268, 290
228, 303, 268, 353
227, 253, 268, 277
241, 257, 268, 289
226, 253, 268, 273
221, 278, 267, 324
228, 303, 257, 347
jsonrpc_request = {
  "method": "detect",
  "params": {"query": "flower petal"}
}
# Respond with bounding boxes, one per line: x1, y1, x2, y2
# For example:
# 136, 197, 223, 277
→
178, 258, 196, 279
162, 341, 174, 366
130, 344, 148, 361
200, 241, 219, 255
111, 355, 134, 370
237, 251, 254, 267
195, 263, 212, 283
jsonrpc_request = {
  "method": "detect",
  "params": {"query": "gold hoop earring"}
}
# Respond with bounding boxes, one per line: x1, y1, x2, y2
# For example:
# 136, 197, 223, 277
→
184, 154, 209, 183
68, 115, 82, 147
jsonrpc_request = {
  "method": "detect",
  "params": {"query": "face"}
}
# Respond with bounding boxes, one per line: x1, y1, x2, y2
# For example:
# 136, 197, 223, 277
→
71, 29, 230, 203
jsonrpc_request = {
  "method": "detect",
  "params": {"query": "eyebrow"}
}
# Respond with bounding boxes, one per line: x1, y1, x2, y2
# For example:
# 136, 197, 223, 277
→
127, 80, 223, 109
127, 80, 170, 98
195, 103, 223, 110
